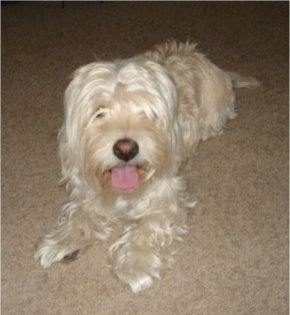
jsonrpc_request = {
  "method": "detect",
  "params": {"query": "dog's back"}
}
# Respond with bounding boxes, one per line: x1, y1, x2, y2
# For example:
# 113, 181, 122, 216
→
145, 40, 259, 142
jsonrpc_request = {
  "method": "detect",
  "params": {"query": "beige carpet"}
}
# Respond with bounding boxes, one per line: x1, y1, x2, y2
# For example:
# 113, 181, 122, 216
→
2, 2, 288, 315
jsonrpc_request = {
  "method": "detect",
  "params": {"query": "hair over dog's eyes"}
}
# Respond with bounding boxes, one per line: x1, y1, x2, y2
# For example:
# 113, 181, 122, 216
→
138, 107, 159, 121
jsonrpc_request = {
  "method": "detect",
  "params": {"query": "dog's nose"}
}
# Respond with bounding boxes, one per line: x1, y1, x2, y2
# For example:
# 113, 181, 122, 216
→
113, 138, 139, 162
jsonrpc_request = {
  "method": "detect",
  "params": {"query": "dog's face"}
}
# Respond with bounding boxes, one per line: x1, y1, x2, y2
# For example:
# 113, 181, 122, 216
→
59, 59, 184, 195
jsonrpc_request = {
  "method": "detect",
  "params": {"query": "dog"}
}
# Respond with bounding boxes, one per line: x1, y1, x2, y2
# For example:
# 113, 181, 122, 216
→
34, 41, 259, 292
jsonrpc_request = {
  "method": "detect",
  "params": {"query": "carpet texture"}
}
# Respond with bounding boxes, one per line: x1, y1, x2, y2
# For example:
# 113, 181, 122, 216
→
2, 2, 288, 315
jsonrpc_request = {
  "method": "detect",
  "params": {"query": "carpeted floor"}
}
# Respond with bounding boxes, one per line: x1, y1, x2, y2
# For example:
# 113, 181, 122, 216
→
2, 2, 289, 315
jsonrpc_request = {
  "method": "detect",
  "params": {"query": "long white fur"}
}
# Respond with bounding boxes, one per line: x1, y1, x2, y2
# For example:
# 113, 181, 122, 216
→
35, 41, 258, 292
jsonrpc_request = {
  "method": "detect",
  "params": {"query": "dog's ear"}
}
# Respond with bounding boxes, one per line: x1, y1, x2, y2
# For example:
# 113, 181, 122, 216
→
57, 64, 94, 194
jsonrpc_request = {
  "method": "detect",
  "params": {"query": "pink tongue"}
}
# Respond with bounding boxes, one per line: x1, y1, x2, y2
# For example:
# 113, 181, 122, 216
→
111, 165, 139, 190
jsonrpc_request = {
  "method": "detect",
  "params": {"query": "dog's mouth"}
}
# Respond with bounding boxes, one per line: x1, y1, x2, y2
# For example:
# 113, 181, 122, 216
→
101, 163, 154, 192
109, 165, 140, 191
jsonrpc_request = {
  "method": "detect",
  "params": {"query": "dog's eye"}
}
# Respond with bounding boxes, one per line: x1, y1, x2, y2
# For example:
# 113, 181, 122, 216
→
95, 108, 108, 119
139, 108, 158, 121
96, 112, 106, 118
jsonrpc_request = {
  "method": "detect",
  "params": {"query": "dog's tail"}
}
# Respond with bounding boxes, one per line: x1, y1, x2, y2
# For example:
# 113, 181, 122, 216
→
227, 71, 261, 89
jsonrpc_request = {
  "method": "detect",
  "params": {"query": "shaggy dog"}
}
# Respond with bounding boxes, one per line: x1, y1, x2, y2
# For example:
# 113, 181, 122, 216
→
35, 41, 259, 292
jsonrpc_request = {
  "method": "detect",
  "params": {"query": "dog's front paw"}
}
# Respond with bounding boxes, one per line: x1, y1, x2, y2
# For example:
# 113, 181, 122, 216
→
112, 249, 162, 293
34, 237, 80, 268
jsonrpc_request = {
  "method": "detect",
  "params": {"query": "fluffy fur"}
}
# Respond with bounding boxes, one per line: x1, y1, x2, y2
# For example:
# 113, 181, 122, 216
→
35, 41, 259, 293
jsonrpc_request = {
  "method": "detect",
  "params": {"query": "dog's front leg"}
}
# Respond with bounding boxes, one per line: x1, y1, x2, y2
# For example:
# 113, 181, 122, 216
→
35, 203, 110, 268
109, 211, 187, 293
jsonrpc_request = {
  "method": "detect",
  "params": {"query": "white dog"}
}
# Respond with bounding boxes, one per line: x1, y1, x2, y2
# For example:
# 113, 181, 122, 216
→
35, 41, 259, 292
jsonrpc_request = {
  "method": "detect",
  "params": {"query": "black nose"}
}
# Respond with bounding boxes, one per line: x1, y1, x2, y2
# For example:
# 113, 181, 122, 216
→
113, 138, 139, 162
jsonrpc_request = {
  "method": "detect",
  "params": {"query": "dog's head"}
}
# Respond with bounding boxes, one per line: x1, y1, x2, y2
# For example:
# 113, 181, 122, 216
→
59, 58, 184, 196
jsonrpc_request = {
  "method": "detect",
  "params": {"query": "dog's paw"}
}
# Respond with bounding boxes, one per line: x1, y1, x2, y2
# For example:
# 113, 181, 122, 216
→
34, 238, 80, 268
118, 269, 156, 293
112, 249, 162, 293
